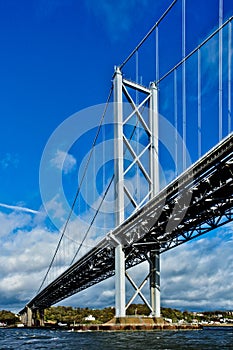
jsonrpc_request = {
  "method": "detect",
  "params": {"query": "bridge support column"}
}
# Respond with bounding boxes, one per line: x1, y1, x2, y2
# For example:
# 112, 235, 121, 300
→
149, 82, 159, 194
113, 66, 126, 318
39, 309, 45, 327
26, 306, 33, 327
115, 244, 125, 317
19, 312, 27, 326
149, 250, 160, 317
149, 81, 160, 317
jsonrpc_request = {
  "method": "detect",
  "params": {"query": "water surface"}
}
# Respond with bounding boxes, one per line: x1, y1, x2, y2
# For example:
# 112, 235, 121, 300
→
0, 328, 233, 349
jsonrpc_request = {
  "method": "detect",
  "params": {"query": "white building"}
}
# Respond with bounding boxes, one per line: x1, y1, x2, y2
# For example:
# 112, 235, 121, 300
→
84, 315, 95, 321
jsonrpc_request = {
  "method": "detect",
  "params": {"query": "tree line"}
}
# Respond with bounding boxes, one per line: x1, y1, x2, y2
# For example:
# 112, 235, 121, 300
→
0, 305, 232, 326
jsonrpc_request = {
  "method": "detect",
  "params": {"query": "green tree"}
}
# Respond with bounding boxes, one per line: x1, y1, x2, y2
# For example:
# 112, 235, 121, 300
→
0, 310, 19, 325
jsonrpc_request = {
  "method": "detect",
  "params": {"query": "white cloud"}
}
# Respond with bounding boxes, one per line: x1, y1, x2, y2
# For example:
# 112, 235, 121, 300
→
0, 211, 32, 238
0, 196, 233, 313
0, 209, 59, 311
0, 202, 39, 215
58, 277, 116, 309
50, 150, 77, 174
160, 227, 233, 310
53, 225, 233, 313
45, 194, 67, 221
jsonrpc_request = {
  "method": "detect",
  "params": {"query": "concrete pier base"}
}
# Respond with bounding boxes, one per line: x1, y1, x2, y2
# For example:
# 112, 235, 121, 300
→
109, 316, 165, 326
26, 307, 33, 327
70, 316, 202, 331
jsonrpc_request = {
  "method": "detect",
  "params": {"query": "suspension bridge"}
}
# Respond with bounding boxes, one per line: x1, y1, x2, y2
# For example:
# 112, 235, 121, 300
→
20, 0, 233, 326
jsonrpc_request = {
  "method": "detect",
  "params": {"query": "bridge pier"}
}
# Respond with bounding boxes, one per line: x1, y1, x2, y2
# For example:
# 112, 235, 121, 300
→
26, 306, 33, 327
19, 311, 27, 326
115, 244, 126, 317
25, 306, 36, 327
39, 309, 45, 327
149, 250, 160, 317
20, 307, 45, 327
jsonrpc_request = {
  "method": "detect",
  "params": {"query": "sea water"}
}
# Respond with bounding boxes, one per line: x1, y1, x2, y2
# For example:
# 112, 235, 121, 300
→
0, 328, 233, 349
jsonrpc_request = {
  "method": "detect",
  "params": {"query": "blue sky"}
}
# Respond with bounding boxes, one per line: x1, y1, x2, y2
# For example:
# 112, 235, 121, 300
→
0, 0, 232, 313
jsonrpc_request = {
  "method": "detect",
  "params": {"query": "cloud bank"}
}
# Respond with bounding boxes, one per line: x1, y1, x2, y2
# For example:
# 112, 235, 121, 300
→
0, 199, 232, 314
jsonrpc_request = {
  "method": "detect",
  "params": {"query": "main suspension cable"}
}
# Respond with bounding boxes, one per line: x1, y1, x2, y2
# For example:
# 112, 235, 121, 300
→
37, 85, 113, 294
119, 0, 178, 69
70, 103, 147, 264
69, 175, 114, 265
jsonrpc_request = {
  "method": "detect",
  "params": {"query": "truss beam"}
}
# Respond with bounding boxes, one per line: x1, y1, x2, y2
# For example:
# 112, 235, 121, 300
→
20, 133, 233, 315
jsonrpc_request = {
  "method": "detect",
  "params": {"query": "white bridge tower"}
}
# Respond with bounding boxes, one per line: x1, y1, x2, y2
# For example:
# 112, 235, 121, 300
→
113, 66, 160, 318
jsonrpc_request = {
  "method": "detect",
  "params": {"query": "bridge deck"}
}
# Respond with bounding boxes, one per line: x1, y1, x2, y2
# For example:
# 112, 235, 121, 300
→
21, 133, 233, 312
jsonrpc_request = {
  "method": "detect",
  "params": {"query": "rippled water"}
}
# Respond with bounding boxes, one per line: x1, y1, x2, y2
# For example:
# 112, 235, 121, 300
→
0, 328, 233, 349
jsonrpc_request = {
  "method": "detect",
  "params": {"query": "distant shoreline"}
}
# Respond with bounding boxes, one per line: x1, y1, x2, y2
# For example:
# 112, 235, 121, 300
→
202, 324, 233, 330
2, 323, 233, 332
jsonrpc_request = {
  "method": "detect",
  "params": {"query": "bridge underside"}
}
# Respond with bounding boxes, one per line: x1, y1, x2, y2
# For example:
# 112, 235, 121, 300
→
19, 133, 233, 315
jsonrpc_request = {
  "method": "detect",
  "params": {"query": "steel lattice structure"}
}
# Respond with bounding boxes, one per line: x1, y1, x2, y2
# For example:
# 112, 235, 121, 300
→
20, 132, 233, 313
19, 6, 233, 324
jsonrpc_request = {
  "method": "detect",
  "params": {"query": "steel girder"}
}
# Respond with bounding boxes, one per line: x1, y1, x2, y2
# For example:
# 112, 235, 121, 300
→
20, 133, 233, 313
